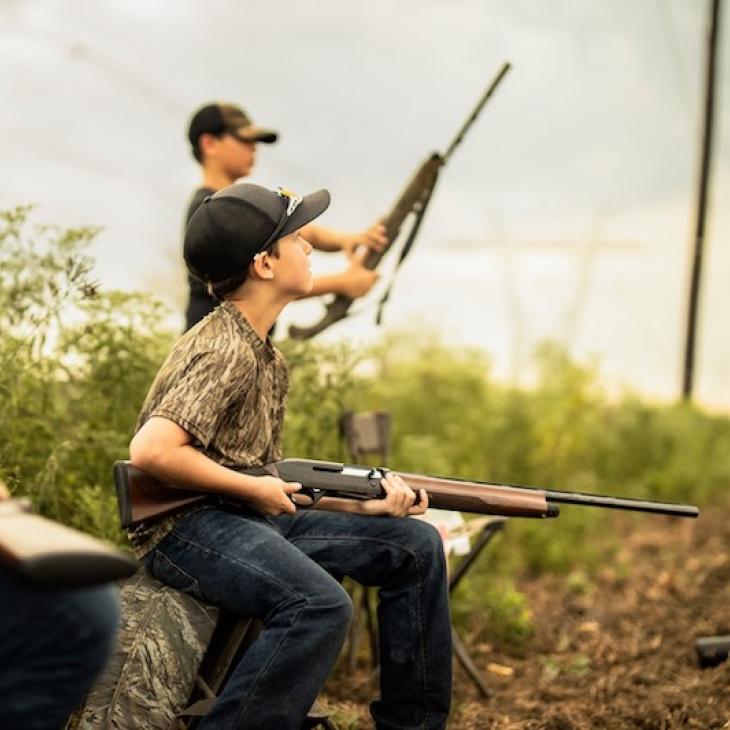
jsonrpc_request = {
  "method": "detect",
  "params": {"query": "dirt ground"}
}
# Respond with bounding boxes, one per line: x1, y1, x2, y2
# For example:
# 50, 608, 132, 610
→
323, 507, 730, 729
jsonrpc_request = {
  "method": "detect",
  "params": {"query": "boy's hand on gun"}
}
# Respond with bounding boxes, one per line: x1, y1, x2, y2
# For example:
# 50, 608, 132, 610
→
360, 472, 428, 518
248, 476, 302, 516
245, 472, 427, 519
336, 258, 379, 299
341, 222, 387, 259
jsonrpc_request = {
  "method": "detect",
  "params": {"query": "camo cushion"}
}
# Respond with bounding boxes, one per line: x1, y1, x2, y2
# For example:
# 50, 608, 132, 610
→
72, 569, 218, 729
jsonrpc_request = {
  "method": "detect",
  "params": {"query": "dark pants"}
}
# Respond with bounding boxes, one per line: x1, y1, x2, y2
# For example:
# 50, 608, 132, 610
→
0, 566, 119, 730
145, 506, 452, 729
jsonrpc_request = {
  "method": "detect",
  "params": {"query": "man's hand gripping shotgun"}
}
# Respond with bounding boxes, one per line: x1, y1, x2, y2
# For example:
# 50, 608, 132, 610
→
114, 458, 699, 529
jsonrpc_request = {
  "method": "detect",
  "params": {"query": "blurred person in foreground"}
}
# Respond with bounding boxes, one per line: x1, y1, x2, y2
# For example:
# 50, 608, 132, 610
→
130, 182, 451, 728
0, 480, 120, 729
183, 102, 387, 330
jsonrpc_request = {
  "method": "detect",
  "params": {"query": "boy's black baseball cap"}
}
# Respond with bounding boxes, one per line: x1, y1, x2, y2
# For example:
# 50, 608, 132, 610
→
188, 102, 279, 149
184, 183, 330, 283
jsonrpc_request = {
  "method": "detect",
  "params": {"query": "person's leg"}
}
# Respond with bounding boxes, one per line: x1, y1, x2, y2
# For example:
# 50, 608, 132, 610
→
0, 566, 119, 730
275, 510, 452, 730
145, 506, 353, 730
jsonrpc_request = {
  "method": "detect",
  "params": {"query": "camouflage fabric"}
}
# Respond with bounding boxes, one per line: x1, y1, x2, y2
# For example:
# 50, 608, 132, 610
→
129, 300, 288, 558
71, 569, 219, 729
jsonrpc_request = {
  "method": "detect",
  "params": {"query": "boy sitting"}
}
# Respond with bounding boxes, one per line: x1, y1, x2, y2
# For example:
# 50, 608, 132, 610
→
129, 183, 451, 729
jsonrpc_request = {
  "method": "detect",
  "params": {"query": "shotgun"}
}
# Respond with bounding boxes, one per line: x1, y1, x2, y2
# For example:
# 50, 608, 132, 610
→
114, 458, 699, 530
0, 498, 138, 587
287, 62, 512, 340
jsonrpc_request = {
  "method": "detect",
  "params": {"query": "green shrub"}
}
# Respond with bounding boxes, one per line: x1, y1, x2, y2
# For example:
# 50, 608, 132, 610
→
451, 575, 535, 648
0, 207, 172, 543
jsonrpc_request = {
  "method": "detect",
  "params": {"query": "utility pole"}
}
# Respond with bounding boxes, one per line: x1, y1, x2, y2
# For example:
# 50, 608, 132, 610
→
682, 0, 723, 400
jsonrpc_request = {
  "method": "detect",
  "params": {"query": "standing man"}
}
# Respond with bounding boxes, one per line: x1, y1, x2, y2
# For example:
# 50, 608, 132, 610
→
184, 102, 387, 330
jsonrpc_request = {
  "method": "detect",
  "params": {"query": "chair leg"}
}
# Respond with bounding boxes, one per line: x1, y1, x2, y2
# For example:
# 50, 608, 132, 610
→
346, 584, 378, 673
448, 518, 508, 699
449, 518, 506, 592
452, 628, 492, 699
362, 586, 379, 669
300, 708, 340, 730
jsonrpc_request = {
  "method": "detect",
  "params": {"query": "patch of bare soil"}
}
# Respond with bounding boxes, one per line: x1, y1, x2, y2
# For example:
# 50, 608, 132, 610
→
324, 508, 730, 729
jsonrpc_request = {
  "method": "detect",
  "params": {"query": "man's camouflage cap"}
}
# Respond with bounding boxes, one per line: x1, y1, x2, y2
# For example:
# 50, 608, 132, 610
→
188, 102, 278, 149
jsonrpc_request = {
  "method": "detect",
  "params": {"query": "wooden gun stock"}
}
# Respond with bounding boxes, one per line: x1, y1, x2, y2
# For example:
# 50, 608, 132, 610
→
114, 461, 212, 528
0, 499, 138, 588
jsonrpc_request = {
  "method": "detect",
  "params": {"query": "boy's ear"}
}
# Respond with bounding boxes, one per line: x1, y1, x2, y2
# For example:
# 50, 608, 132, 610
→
249, 252, 275, 281
198, 133, 221, 158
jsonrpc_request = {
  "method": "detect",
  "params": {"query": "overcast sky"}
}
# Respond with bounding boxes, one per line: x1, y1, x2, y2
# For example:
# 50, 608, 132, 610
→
1, 0, 728, 409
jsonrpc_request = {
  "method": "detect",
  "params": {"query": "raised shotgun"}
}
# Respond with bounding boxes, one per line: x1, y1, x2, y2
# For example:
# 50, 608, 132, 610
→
288, 62, 512, 339
114, 458, 699, 530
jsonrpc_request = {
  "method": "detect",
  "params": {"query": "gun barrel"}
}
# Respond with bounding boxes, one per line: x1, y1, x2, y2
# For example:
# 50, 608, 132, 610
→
544, 490, 699, 518
442, 61, 511, 163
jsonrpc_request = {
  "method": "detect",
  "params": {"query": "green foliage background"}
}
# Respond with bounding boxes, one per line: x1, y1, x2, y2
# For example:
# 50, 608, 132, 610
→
3, 208, 729, 646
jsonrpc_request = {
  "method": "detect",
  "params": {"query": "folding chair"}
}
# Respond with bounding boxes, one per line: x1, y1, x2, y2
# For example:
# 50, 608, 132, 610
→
339, 412, 506, 698
339, 410, 391, 674
447, 515, 506, 698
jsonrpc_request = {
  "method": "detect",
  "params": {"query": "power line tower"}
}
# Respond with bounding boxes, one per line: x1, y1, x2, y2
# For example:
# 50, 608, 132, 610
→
451, 228, 642, 383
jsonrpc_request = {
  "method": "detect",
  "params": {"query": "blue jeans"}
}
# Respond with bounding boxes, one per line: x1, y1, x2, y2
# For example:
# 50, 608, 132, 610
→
145, 505, 452, 729
0, 566, 119, 730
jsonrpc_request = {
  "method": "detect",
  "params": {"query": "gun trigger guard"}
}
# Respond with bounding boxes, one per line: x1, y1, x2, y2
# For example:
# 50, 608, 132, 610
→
304, 487, 324, 503
298, 487, 325, 506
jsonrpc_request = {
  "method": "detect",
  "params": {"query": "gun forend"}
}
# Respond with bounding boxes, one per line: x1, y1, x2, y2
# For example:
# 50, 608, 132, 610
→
400, 472, 558, 519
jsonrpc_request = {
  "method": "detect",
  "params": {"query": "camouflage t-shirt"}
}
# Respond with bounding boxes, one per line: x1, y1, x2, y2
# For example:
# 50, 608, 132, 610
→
128, 301, 288, 559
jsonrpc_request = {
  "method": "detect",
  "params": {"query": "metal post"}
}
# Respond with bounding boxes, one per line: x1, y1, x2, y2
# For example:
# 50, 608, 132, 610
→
682, 0, 722, 399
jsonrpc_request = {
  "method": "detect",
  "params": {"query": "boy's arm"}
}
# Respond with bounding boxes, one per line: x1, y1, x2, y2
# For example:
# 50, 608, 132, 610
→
304, 258, 379, 299
129, 416, 301, 517
302, 221, 387, 257
297, 221, 386, 300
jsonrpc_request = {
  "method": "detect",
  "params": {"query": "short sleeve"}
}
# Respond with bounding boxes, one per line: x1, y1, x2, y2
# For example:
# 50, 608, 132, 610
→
148, 348, 255, 448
